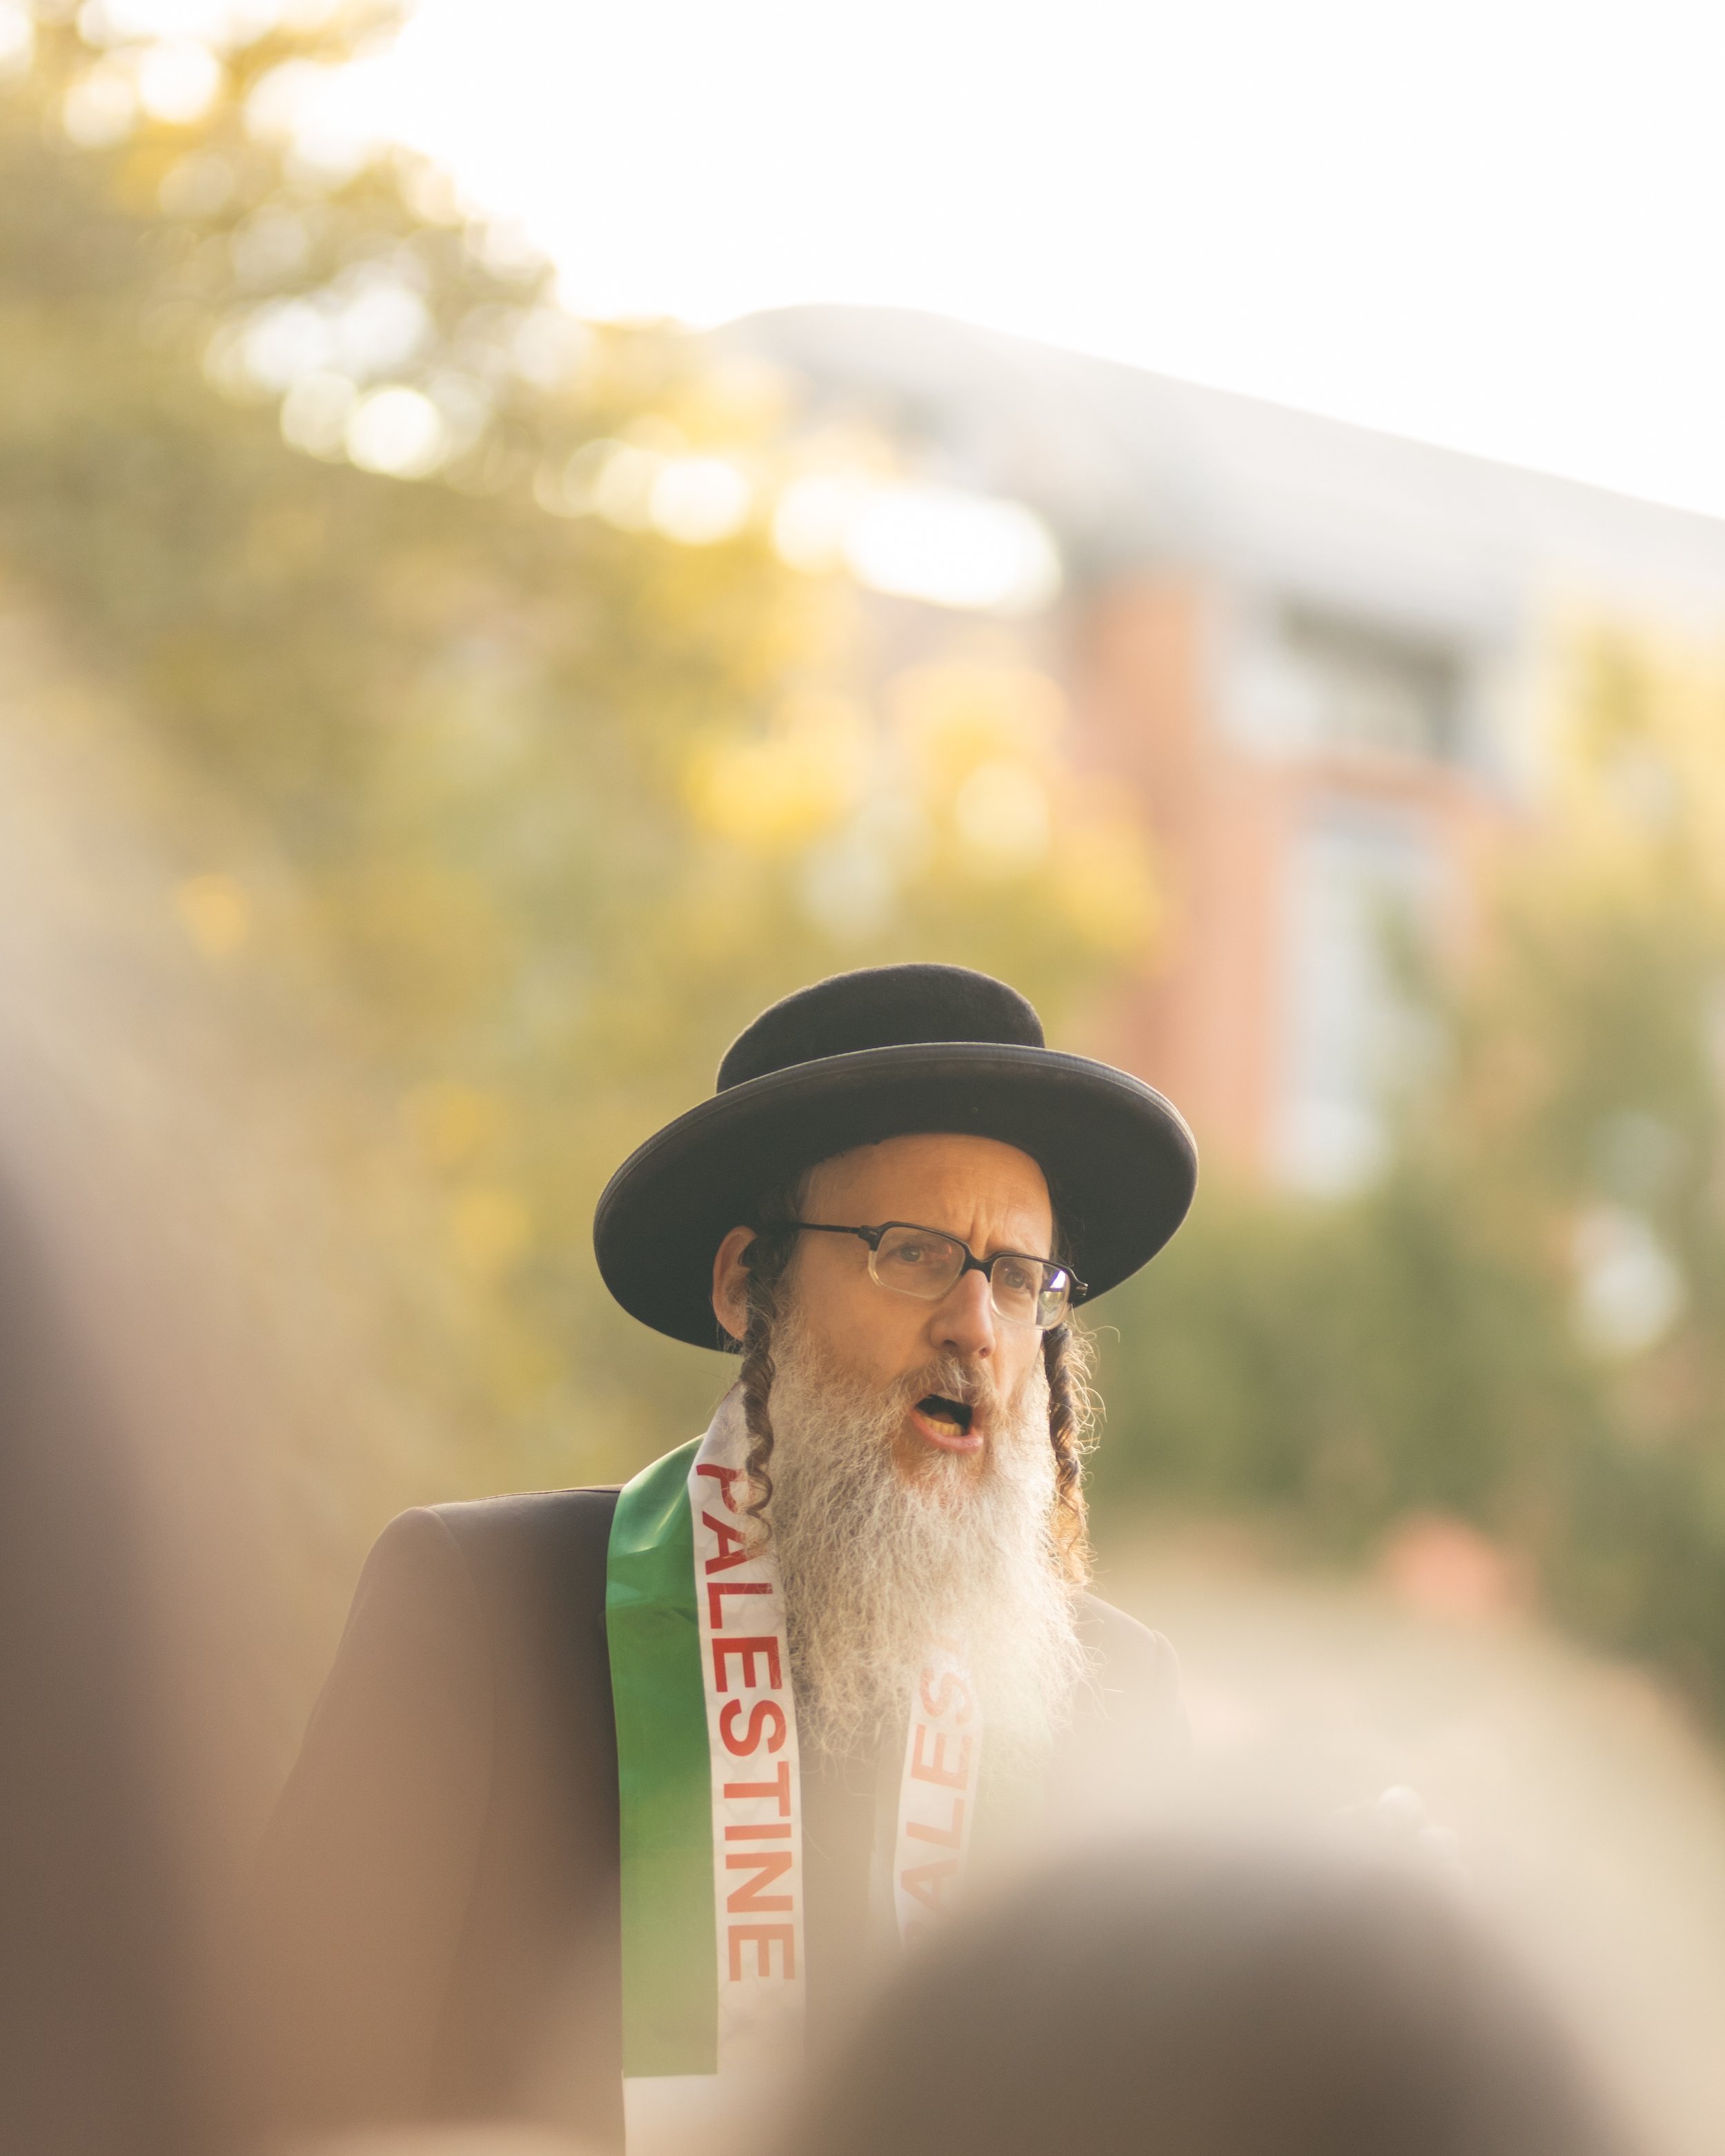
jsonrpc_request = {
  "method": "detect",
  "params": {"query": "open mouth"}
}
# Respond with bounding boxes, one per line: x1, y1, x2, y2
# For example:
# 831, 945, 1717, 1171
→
915, 1394, 974, 1436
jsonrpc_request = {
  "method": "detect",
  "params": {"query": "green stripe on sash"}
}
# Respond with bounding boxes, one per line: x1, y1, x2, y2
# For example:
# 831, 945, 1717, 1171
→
607, 1438, 716, 2077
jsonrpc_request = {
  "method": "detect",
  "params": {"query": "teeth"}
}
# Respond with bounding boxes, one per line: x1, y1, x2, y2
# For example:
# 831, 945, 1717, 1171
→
918, 1394, 974, 1434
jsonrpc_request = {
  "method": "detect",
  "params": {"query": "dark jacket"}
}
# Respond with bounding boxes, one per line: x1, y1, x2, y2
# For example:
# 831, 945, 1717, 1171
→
250, 1487, 1185, 2148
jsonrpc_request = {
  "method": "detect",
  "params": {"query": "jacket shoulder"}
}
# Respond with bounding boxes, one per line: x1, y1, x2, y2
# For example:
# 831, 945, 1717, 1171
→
423, 1484, 622, 1563
405, 1485, 624, 1658
1073, 1589, 1187, 1760
1056, 1592, 1190, 1827
1075, 1590, 1181, 1708
255, 1485, 628, 2133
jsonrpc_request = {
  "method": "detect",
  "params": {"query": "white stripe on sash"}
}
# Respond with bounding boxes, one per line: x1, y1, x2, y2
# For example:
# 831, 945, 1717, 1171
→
688, 1407, 808, 2075
894, 1639, 983, 1946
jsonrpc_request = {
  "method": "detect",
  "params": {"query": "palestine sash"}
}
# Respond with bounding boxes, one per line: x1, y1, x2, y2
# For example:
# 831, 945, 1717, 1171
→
606, 1390, 982, 2154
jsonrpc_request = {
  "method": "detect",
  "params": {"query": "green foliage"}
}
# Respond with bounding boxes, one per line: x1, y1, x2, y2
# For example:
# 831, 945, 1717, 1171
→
1090, 1171, 1597, 1550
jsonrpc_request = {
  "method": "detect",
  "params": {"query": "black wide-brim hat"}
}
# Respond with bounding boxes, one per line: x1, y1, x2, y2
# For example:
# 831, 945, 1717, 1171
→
593, 963, 1198, 1348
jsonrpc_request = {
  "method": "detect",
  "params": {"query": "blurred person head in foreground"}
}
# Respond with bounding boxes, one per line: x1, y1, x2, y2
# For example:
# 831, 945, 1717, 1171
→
255, 965, 1197, 2150
0, 1169, 230, 2156
782, 1837, 1638, 2156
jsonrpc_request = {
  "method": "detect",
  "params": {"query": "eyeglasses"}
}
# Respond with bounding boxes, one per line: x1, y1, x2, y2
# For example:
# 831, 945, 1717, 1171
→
789, 1220, 1086, 1330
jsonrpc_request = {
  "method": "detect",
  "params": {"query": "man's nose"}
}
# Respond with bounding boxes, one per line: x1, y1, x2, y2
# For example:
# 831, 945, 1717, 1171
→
934, 1266, 996, 1358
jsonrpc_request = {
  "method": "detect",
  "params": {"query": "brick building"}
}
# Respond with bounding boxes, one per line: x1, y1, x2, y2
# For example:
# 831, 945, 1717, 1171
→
722, 306, 1725, 1187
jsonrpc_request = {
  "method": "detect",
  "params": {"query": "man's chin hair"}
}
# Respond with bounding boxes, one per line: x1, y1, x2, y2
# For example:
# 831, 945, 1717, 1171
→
763, 1307, 1086, 1764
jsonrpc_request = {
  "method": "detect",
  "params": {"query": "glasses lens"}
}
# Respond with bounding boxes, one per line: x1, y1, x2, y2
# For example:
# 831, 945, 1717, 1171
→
985, 1256, 1072, 1328
871, 1225, 966, 1301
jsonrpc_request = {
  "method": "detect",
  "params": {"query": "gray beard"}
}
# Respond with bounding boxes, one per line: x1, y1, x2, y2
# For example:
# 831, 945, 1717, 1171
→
760, 1304, 1087, 1766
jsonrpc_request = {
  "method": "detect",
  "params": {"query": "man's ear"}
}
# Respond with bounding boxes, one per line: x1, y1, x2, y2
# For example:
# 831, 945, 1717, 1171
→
711, 1226, 757, 1345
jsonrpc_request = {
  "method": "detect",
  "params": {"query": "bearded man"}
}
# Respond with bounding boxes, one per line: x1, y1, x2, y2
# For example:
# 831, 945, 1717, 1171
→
250, 964, 1197, 2153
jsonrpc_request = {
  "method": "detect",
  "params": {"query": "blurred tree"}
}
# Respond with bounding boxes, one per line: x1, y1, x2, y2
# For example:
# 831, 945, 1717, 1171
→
1090, 1173, 1597, 1556
1446, 627, 1725, 1705
0, 3, 1155, 1710
1093, 623, 1725, 1721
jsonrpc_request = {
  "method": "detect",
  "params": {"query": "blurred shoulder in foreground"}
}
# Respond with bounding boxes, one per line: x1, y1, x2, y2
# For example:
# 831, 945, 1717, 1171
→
0, 1177, 230, 2156
780, 1834, 1642, 2156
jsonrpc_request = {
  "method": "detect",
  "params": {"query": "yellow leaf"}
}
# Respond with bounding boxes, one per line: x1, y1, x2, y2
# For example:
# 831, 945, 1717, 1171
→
175, 872, 250, 958
447, 1184, 533, 1279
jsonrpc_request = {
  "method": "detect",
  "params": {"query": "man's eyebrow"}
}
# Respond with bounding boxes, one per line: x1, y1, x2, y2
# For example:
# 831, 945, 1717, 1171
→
981, 1235, 1055, 1261
887, 1221, 1054, 1260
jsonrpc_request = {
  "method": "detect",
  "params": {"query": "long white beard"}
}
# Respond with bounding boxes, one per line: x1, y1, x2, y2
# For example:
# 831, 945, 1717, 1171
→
761, 1306, 1087, 1766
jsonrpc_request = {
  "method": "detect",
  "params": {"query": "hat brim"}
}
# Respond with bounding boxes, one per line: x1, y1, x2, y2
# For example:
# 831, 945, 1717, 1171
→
593, 1042, 1197, 1349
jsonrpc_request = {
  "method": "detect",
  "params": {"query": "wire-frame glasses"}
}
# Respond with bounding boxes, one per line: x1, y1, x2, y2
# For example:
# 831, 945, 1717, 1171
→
790, 1219, 1085, 1329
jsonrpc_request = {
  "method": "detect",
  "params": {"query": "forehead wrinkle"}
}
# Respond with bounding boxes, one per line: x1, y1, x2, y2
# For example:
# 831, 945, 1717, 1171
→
805, 1136, 1052, 1254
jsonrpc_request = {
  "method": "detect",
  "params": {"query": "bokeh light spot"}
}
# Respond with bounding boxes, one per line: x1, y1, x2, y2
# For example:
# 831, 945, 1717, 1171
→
135, 39, 223, 124
241, 298, 336, 392
687, 694, 871, 850
845, 486, 1062, 614
279, 370, 357, 458
953, 759, 1052, 872
344, 386, 448, 479
1572, 1204, 1686, 1357
62, 61, 138, 146
0, 1, 34, 77
771, 473, 873, 573
402, 1082, 507, 1169
448, 1185, 532, 1279
589, 442, 664, 530
333, 279, 432, 379
175, 873, 251, 958
649, 457, 752, 546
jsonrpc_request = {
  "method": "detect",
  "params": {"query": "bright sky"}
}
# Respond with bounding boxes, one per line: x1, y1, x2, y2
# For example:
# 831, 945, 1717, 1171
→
357, 0, 1725, 524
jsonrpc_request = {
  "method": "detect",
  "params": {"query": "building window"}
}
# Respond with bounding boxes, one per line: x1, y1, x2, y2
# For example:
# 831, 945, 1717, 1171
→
1281, 609, 1463, 763
1274, 801, 1442, 1193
